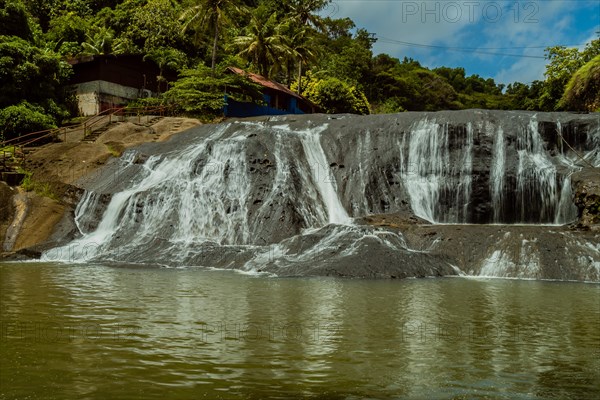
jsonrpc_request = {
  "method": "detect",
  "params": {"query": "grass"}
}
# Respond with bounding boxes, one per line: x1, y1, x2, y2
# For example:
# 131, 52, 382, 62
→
0, 145, 21, 164
0, 145, 18, 153
105, 141, 125, 157
20, 171, 59, 201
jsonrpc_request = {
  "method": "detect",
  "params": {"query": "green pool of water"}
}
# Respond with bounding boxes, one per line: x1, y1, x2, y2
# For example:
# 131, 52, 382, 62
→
1, 262, 598, 399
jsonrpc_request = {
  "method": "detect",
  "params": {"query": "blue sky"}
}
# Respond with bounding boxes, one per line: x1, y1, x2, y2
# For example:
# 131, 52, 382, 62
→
323, 0, 600, 84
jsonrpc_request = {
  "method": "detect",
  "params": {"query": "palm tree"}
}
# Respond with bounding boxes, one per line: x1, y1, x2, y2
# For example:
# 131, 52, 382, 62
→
280, 21, 319, 93
233, 8, 287, 79
144, 48, 187, 93
287, 0, 328, 94
289, 0, 329, 30
180, 0, 243, 73
81, 27, 115, 55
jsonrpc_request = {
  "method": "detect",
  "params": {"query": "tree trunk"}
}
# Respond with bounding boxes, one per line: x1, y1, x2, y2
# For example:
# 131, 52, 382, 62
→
286, 59, 292, 87
211, 21, 219, 74
297, 60, 303, 95
260, 53, 269, 79
158, 67, 164, 94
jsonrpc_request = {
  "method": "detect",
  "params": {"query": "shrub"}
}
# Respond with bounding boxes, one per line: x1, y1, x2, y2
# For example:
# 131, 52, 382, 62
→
298, 75, 371, 115
0, 102, 56, 140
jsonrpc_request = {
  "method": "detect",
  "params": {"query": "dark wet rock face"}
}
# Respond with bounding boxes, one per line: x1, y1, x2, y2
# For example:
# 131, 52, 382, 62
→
358, 215, 599, 282
0, 182, 15, 247
24, 110, 600, 281
572, 168, 600, 231
319, 111, 596, 225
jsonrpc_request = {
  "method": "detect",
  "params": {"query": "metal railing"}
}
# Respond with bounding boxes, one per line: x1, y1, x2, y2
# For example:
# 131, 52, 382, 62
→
81, 105, 174, 137
0, 104, 175, 173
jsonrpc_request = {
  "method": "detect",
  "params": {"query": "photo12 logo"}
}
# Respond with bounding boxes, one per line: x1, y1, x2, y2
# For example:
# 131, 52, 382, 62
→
400, 1, 539, 23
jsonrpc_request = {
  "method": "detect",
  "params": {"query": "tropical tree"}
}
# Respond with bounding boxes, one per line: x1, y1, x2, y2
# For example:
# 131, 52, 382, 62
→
0, 101, 56, 140
44, 11, 89, 54
144, 48, 188, 93
279, 21, 318, 89
0, 36, 72, 109
180, 0, 244, 73
288, 0, 329, 30
81, 26, 115, 55
124, 0, 185, 53
539, 46, 583, 110
164, 63, 263, 117
539, 39, 600, 110
286, 0, 328, 93
319, 28, 375, 90
0, 34, 72, 138
0, 0, 34, 40
233, 6, 287, 79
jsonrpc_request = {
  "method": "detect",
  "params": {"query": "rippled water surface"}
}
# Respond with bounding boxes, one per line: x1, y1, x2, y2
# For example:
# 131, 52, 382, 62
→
1, 262, 599, 399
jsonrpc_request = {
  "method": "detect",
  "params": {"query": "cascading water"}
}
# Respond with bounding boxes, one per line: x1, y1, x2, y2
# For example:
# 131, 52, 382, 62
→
296, 128, 351, 225
252, 122, 351, 227
44, 122, 354, 264
399, 114, 587, 224
401, 119, 473, 223
490, 125, 505, 223
515, 118, 560, 223
41, 111, 599, 280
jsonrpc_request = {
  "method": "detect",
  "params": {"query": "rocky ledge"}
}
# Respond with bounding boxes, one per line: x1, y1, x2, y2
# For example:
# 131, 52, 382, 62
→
572, 167, 600, 231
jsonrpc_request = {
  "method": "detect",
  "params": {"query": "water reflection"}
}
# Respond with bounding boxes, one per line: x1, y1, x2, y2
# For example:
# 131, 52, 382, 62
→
1, 264, 599, 399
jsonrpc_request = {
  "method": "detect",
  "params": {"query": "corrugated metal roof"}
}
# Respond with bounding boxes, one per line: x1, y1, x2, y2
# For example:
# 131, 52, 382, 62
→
227, 67, 303, 100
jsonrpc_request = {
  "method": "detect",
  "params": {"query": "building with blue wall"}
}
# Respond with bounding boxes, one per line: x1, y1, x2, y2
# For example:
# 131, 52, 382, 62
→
224, 67, 319, 117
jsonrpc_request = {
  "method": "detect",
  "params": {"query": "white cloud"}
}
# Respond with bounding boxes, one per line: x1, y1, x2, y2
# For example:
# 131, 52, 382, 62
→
494, 57, 546, 84
327, 0, 599, 83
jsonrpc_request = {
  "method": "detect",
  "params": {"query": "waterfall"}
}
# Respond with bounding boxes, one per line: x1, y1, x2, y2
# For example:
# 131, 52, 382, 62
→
400, 115, 586, 225
45, 125, 254, 261
356, 129, 372, 215
43, 122, 353, 263
490, 126, 505, 223
74, 191, 101, 233
553, 121, 585, 224
402, 119, 445, 223
515, 118, 558, 222
271, 124, 351, 225
298, 129, 351, 225
40, 111, 599, 278
250, 131, 325, 233
460, 123, 474, 220
402, 119, 473, 223
555, 174, 576, 224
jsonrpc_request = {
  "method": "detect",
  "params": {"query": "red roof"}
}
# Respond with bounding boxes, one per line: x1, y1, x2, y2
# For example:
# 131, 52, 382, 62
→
227, 67, 304, 100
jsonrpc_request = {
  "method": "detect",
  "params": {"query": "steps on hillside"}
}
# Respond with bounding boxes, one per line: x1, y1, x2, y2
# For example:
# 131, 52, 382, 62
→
82, 121, 119, 143
81, 117, 164, 143
145, 116, 164, 126
149, 120, 184, 142
170, 120, 183, 132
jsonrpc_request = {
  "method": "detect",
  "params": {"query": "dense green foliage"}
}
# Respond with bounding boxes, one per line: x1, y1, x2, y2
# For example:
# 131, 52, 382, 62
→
559, 55, 600, 112
164, 63, 264, 117
295, 73, 370, 114
0, 36, 72, 109
0, 0, 598, 141
0, 102, 57, 140
0, 26, 71, 139
0, 0, 34, 40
